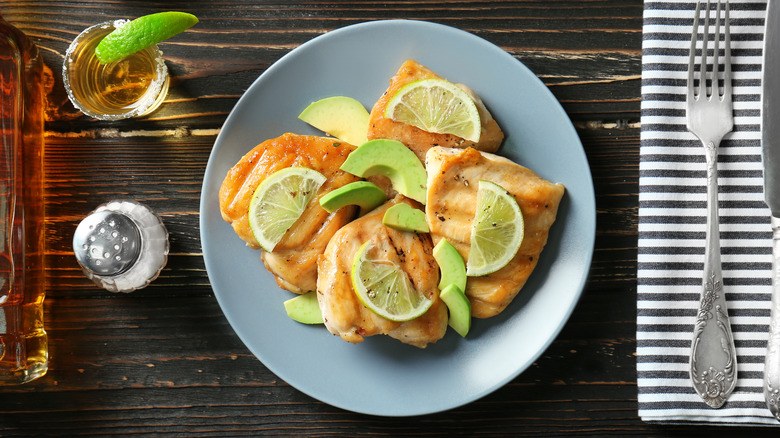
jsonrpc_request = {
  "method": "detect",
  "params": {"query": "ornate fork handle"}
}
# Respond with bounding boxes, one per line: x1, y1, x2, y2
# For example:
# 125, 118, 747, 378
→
689, 139, 738, 408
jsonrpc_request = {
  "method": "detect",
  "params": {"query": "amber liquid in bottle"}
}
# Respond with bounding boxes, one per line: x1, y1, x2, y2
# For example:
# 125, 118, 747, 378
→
0, 12, 47, 384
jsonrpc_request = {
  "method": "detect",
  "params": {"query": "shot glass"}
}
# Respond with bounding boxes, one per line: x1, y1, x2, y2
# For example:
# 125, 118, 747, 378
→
62, 20, 170, 121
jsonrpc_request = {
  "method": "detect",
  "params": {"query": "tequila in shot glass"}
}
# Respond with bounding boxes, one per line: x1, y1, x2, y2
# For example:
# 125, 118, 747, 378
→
62, 20, 170, 121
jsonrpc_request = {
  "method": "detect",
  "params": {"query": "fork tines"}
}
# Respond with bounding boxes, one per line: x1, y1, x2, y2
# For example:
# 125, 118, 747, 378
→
688, 0, 731, 101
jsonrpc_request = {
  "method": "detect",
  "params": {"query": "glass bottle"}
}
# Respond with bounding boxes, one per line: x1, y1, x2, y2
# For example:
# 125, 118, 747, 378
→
0, 12, 48, 384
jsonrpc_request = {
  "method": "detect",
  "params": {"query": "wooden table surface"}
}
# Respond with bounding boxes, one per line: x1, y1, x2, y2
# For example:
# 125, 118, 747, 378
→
3, 1, 775, 436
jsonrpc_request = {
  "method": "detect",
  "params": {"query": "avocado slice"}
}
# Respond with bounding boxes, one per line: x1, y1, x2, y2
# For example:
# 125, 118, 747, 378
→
382, 203, 429, 233
298, 96, 369, 146
340, 139, 427, 204
319, 181, 386, 214
433, 238, 467, 292
439, 284, 471, 337
283, 291, 324, 324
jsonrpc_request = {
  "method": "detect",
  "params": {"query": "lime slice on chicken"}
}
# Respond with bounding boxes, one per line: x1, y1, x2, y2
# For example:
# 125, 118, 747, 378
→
384, 78, 481, 142
248, 167, 326, 252
351, 240, 433, 322
466, 180, 525, 276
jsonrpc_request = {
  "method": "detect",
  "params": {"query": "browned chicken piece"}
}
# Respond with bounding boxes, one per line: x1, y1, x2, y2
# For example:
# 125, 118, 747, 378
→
425, 147, 565, 318
219, 133, 360, 294
367, 59, 505, 163
316, 196, 447, 348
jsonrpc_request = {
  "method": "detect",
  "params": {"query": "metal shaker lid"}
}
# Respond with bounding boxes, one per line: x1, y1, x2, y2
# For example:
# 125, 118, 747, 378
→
73, 199, 169, 293
73, 210, 141, 276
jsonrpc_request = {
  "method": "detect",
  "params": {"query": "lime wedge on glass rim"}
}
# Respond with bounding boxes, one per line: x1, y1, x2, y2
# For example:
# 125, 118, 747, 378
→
384, 78, 482, 142
466, 180, 525, 277
351, 240, 433, 322
248, 167, 326, 252
95, 11, 199, 64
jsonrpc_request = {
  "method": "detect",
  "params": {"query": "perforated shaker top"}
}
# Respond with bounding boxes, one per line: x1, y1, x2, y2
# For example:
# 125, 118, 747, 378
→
73, 210, 141, 276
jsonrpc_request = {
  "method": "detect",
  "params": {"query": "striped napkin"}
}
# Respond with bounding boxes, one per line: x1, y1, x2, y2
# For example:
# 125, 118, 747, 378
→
638, 0, 777, 425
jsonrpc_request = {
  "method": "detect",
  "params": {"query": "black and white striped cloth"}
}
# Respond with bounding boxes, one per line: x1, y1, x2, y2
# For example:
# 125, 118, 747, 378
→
638, 0, 779, 424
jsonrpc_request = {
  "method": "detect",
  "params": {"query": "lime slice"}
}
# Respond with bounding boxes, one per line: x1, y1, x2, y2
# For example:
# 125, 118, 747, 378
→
466, 180, 524, 277
351, 240, 433, 322
95, 12, 199, 64
384, 78, 481, 143
248, 167, 326, 252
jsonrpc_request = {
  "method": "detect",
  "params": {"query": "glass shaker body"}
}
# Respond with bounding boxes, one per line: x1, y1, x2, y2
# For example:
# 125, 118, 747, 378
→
0, 13, 47, 384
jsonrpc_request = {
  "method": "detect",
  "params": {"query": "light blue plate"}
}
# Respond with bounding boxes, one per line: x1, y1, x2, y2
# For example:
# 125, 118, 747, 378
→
200, 19, 595, 416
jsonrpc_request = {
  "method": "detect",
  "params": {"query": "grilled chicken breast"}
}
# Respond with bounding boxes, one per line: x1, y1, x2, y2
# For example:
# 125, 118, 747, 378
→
219, 133, 360, 293
316, 196, 447, 348
367, 59, 504, 163
425, 147, 565, 318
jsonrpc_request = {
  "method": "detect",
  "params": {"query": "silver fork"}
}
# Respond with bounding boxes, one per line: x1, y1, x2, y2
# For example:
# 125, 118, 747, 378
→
686, 0, 738, 409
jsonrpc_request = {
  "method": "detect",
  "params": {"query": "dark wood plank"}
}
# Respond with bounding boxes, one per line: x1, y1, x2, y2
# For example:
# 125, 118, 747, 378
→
5, 0, 642, 134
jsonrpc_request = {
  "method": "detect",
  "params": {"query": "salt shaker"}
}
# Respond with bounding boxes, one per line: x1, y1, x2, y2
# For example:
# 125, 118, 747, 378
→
73, 200, 169, 293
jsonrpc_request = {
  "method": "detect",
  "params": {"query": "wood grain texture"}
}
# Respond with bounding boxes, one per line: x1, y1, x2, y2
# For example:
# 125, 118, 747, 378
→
3, 1, 773, 436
